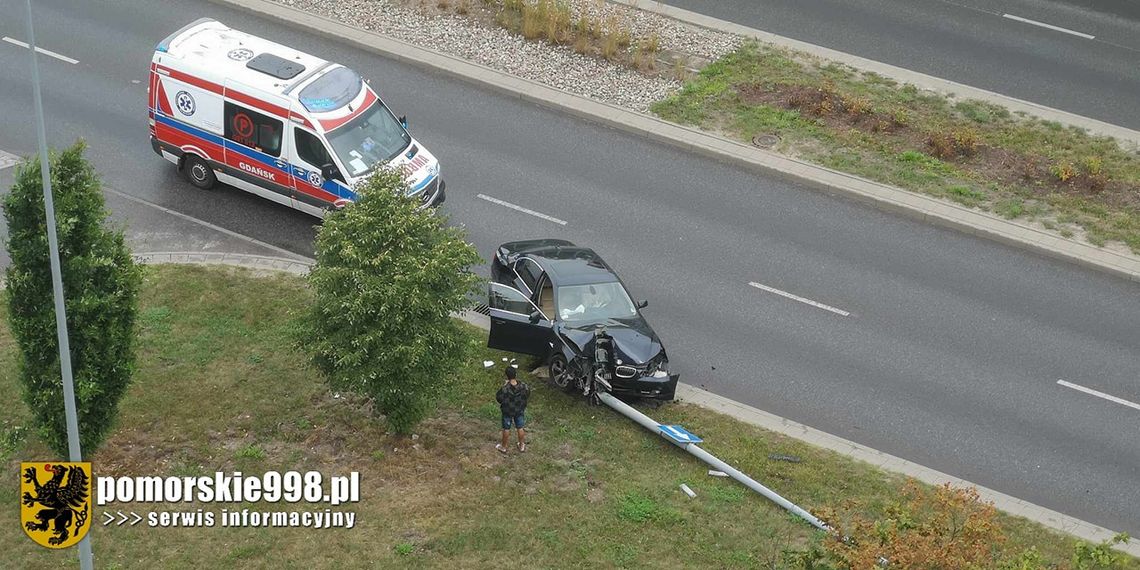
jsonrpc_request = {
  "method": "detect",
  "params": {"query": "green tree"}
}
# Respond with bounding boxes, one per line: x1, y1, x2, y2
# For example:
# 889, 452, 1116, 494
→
303, 167, 482, 433
3, 140, 142, 457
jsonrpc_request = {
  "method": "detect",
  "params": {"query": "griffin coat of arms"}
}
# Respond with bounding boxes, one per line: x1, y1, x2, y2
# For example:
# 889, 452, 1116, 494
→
20, 462, 92, 548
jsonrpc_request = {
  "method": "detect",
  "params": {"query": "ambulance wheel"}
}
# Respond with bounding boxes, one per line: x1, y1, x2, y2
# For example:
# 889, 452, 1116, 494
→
182, 156, 216, 190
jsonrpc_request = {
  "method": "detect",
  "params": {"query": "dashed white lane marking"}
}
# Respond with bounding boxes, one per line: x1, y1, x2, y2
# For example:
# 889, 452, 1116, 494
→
476, 193, 567, 225
1001, 14, 1095, 40
2, 36, 80, 64
748, 282, 851, 317
0, 149, 19, 171
1057, 380, 1140, 412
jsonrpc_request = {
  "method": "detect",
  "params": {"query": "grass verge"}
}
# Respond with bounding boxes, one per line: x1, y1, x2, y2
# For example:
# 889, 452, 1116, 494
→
0, 265, 1134, 568
652, 42, 1140, 254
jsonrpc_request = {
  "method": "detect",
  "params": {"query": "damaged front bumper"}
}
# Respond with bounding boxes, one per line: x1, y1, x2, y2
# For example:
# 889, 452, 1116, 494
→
611, 372, 679, 400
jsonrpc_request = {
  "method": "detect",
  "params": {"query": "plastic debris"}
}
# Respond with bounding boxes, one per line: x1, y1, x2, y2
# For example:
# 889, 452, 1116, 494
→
483, 360, 495, 368
680, 484, 696, 498
708, 470, 728, 477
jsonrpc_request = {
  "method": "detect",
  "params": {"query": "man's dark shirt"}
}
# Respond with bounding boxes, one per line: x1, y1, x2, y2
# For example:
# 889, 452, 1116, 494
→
496, 381, 530, 418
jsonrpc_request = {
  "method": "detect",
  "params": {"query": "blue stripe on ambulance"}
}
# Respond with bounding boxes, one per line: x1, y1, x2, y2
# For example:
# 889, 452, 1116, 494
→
155, 112, 355, 201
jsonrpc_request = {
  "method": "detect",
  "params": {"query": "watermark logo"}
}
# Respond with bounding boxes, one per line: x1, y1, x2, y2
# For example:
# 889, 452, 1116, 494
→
20, 462, 92, 549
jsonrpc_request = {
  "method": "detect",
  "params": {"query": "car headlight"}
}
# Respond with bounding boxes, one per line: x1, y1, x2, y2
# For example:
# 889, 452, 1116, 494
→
428, 162, 440, 178
646, 352, 668, 376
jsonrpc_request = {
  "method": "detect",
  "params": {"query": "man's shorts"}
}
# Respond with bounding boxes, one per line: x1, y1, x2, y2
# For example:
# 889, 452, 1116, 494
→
501, 414, 526, 429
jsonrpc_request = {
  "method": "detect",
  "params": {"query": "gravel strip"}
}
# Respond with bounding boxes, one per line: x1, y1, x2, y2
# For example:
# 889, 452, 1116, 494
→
274, 0, 741, 113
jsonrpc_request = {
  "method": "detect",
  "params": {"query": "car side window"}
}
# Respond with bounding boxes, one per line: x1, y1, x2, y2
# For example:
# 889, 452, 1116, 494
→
490, 283, 542, 316
224, 102, 283, 157
515, 258, 541, 293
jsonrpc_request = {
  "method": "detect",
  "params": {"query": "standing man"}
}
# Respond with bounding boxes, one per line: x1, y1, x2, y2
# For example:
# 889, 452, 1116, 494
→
496, 367, 530, 453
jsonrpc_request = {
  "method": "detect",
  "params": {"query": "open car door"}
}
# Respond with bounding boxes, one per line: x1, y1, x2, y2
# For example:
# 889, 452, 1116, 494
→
488, 283, 553, 356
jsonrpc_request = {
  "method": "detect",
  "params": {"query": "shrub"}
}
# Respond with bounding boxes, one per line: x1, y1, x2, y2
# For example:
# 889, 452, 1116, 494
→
953, 128, 979, 156
302, 167, 482, 434
3, 140, 143, 458
1081, 156, 1103, 176
520, 2, 543, 39
1052, 161, 1076, 182
601, 29, 620, 61
645, 33, 660, 54
891, 108, 910, 127
671, 57, 688, 82
843, 95, 872, 116
819, 482, 1006, 569
927, 128, 979, 159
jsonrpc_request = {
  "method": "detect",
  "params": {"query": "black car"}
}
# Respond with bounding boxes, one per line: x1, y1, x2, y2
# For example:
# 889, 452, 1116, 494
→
487, 239, 678, 401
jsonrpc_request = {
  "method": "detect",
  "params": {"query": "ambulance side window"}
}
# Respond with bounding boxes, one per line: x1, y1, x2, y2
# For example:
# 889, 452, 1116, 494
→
224, 102, 283, 157
294, 129, 325, 166
294, 129, 341, 182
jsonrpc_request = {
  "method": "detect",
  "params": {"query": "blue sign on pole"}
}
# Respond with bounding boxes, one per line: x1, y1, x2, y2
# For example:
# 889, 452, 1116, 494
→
659, 424, 702, 444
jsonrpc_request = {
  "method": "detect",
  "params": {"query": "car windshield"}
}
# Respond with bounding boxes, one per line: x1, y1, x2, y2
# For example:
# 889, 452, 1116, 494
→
325, 102, 411, 178
557, 282, 637, 322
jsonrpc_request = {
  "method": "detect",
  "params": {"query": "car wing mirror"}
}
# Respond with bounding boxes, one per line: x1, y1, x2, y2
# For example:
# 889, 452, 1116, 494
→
398, 115, 408, 128
320, 163, 339, 181
636, 300, 648, 309
528, 311, 542, 324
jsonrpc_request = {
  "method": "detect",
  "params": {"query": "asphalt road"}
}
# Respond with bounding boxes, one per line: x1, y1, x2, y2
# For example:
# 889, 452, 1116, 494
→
2, 0, 1139, 536
659, 0, 1140, 130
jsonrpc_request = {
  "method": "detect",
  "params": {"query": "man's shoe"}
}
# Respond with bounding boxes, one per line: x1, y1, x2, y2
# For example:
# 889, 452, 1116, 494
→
518, 443, 526, 453
495, 444, 508, 454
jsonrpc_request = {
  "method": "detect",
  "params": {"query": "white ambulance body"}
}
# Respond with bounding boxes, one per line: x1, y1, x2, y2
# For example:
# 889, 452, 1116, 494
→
149, 18, 444, 218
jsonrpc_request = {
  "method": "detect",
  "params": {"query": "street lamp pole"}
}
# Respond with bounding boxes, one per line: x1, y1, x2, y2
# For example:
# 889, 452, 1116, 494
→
23, 0, 94, 568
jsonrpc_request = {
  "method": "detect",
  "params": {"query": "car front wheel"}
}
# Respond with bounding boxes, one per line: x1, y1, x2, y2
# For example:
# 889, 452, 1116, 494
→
549, 353, 580, 393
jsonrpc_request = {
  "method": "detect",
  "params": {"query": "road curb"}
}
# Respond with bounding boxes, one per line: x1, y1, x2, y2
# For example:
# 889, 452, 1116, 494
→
138, 257, 1138, 554
207, 0, 1140, 284
610, 0, 1140, 148
432, 307, 1140, 555
133, 251, 314, 274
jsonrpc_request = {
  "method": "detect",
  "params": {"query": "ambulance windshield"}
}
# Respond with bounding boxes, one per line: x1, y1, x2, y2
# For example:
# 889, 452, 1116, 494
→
325, 102, 411, 178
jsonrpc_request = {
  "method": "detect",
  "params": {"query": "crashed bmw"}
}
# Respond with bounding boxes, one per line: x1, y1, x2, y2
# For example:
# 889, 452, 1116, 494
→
486, 239, 679, 401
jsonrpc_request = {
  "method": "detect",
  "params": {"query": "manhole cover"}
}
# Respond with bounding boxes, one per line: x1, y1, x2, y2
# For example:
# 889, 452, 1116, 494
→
752, 134, 780, 148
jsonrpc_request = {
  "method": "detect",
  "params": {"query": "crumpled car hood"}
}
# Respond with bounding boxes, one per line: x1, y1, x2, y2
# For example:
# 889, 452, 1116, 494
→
557, 317, 663, 364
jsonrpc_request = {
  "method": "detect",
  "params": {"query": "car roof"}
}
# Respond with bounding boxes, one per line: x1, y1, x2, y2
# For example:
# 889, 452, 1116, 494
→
524, 246, 620, 286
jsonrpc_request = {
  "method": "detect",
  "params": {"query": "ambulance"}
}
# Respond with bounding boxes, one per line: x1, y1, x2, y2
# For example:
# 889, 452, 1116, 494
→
149, 18, 445, 218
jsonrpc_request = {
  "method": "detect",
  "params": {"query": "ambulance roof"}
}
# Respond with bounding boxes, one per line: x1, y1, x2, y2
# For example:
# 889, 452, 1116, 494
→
156, 18, 331, 100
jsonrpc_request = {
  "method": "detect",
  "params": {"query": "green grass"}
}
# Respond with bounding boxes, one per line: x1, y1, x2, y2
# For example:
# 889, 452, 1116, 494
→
0, 266, 1134, 568
651, 41, 1140, 253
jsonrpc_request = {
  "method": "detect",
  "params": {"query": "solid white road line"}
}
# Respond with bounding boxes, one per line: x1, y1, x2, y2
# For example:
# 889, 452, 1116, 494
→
1001, 14, 1095, 40
1057, 380, 1140, 412
104, 188, 314, 262
476, 193, 567, 225
2, 36, 80, 64
747, 282, 851, 317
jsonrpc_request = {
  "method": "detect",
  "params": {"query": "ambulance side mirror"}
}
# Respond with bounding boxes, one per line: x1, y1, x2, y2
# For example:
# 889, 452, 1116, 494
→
399, 115, 407, 129
321, 164, 339, 182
